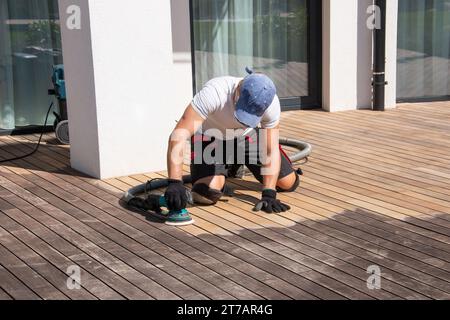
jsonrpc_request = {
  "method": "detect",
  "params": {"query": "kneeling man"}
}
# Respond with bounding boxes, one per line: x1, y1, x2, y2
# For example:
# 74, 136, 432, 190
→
165, 69, 300, 214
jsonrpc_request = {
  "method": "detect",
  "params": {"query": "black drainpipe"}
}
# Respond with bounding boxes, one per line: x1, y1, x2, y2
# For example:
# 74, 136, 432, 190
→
373, 0, 387, 111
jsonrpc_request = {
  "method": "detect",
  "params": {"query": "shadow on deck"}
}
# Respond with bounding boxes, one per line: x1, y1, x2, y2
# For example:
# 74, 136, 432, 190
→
0, 101, 449, 300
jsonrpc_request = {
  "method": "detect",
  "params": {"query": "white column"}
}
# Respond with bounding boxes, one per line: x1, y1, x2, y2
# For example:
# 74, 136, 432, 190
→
385, 0, 399, 109
59, 0, 193, 178
322, 0, 359, 111
357, 0, 376, 109
322, 0, 399, 111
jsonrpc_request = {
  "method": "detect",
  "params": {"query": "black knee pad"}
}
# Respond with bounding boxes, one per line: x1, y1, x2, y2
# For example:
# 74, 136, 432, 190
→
276, 172, 300, 193
192, 183, 223, 205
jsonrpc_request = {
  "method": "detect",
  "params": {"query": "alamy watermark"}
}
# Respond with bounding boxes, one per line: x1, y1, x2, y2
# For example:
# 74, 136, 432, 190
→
170, 124, 279, 176
367, 5, 382, 30
66, 265, 81, 290
64, 4, 382, 31
66, 5, 81, 30
367, 265, 382, 290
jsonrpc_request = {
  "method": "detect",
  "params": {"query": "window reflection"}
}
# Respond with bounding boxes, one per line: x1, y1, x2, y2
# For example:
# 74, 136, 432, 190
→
192, 0, 309, 98
0, 0, 62, 130
397, 0, 450, 100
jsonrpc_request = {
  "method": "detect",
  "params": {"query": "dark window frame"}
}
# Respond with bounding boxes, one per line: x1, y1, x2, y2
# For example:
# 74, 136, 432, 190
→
189, 0, 322, 111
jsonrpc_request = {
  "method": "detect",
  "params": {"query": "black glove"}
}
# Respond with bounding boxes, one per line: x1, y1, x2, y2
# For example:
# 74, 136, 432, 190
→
253, 189, 291, 213
164, 179, 188, 211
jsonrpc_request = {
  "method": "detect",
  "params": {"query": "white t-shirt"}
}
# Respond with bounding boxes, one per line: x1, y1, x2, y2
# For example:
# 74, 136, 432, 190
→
191, 76, 280, 139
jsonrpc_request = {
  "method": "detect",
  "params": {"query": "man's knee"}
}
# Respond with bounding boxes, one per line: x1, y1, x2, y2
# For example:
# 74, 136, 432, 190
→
192, 183, 224, 205
276, 171, 300, 193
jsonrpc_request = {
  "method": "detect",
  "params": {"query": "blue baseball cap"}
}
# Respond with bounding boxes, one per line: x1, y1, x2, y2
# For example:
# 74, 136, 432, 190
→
234, 67, 276, 128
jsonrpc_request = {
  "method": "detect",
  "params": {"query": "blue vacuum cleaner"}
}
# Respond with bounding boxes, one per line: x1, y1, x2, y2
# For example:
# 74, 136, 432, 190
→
48, 64, 70, 145
0, 65, 69, 164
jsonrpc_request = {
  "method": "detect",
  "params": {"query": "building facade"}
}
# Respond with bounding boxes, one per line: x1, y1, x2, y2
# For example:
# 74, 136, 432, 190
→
1, 0, 449, 178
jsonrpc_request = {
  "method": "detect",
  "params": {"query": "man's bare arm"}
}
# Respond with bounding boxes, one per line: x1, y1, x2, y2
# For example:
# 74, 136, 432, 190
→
254, 124, 290, 213
167, 104, 205, 180
262, 125, 281, 190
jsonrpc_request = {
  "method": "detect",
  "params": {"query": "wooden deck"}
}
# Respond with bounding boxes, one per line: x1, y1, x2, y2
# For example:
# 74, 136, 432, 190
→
1, 101, 450, 300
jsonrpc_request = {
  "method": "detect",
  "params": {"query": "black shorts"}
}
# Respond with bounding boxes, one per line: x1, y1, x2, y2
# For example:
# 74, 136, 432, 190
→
190, 130, 295, 184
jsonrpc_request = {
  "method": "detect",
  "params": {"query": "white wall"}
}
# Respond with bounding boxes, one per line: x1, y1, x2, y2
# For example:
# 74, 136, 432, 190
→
59, 0, 193, 178
322, 0, 398, 111
357, 0, 376, 109
385, 0, 399, 109
58, 0, 100, 177
322, 0, 359, 111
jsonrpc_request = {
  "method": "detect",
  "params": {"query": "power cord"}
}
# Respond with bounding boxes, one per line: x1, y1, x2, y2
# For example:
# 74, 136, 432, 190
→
0, 101, 54, 163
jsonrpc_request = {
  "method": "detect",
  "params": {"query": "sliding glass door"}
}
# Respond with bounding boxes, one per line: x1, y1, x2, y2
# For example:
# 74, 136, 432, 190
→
190, 0, 321, 109
397, 0, 450, 101
0, 0, 62, 133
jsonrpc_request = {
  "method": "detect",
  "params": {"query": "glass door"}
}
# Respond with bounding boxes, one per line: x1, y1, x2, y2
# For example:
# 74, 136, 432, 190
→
397, 0, 450, 101
190, 0, 321, 109
0, 0, 62, 134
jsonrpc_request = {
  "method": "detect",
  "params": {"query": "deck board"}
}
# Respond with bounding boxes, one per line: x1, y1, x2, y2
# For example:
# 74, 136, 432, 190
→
0, 244, 68, 300
1, 101, 450, 299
